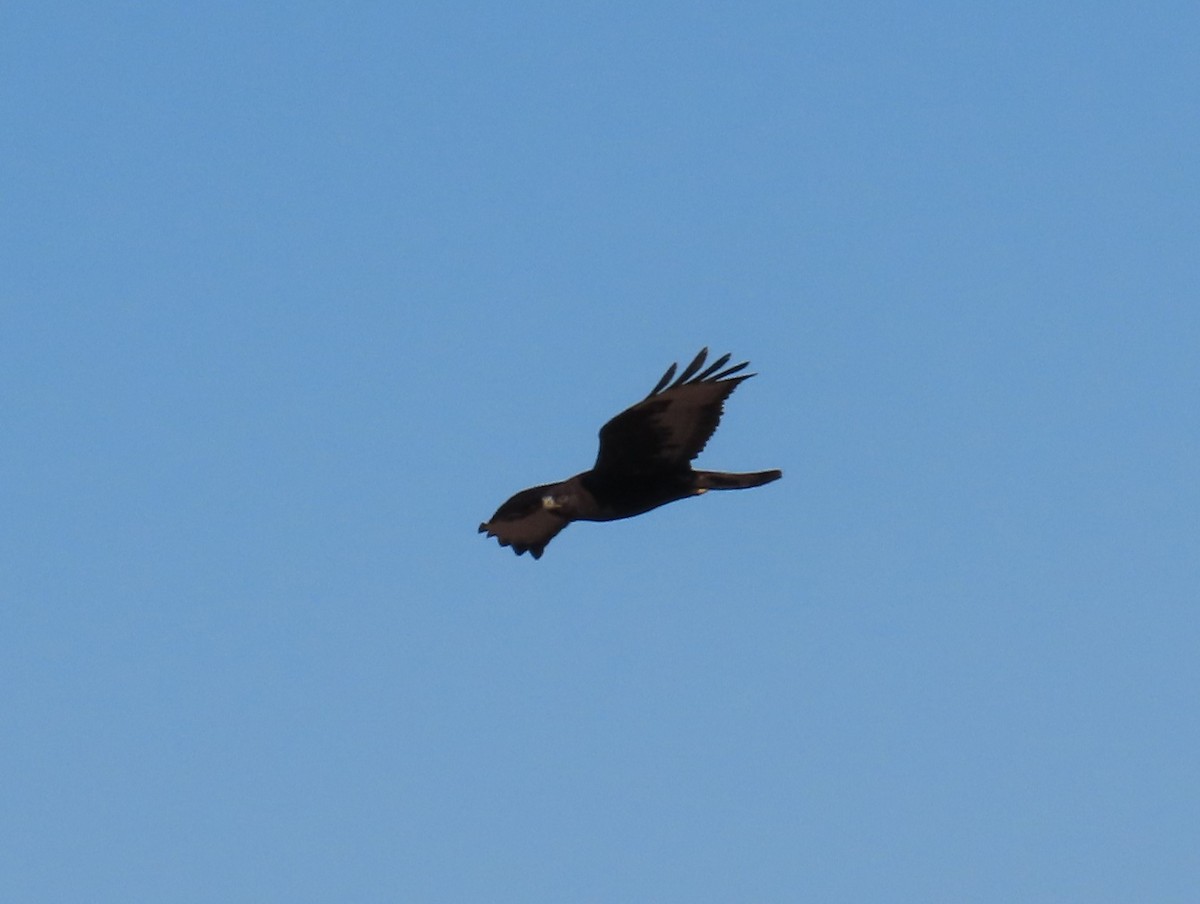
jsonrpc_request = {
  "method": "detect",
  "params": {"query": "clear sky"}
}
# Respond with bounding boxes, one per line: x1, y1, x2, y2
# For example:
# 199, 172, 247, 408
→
3, 2, 1197, 901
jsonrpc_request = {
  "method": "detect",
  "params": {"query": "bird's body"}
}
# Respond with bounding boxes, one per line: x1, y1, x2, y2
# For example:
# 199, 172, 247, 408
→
479, 348, 781, 558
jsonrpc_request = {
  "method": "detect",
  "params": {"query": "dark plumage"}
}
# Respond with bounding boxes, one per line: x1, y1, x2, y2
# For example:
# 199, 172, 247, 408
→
479, 348, 782, 559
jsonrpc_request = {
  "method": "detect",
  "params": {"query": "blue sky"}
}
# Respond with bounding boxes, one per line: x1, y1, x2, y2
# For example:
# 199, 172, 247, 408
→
3, 2, 1198, 901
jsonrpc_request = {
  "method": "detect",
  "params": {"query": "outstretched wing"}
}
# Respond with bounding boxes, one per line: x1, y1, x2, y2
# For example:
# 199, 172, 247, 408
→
478, 484, 569, 559
593, 348, 753, 476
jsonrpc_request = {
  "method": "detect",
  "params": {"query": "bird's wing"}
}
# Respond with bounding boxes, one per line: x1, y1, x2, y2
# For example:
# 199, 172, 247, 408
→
478, 485, 570, 559
594, 348, 753, 476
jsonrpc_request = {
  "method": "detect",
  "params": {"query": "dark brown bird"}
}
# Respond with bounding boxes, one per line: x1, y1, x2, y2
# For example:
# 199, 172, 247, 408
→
479, 348, 781, 558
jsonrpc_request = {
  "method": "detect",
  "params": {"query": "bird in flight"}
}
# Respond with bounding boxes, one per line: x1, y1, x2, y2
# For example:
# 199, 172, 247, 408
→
479, 348, 781, 559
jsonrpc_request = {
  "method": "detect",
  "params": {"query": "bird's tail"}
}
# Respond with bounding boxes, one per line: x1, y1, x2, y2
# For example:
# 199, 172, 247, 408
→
694, 469, 782, 490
